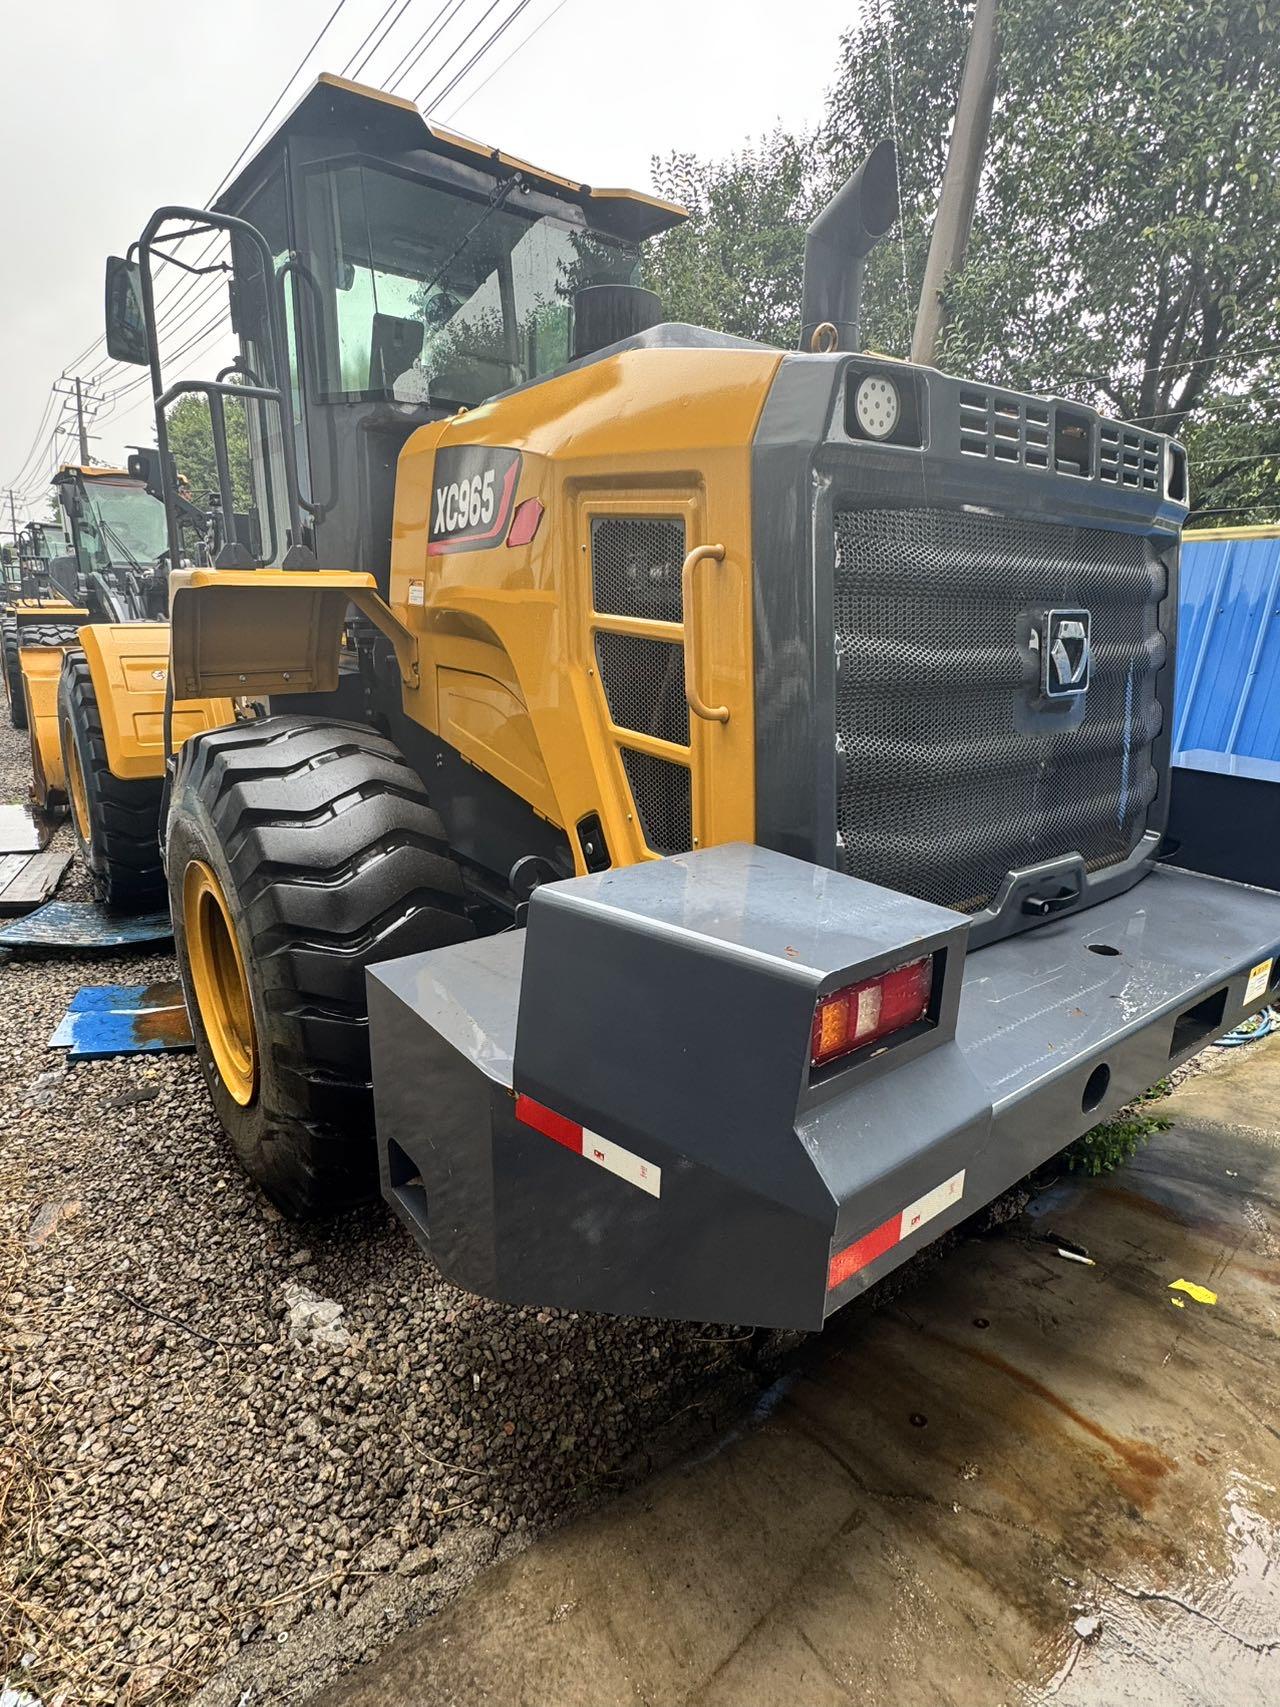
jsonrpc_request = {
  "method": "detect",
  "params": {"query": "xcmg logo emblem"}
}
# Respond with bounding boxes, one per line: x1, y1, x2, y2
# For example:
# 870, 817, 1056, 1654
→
1040, 609, 1092, 699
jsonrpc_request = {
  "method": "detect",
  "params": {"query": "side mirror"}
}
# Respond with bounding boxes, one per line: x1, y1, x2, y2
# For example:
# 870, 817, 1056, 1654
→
126, 446, 161, 496
104, 256, 150, 366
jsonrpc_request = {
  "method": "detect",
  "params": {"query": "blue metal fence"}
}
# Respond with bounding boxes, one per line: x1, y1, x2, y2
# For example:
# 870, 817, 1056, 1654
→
1174, 526, 1280, 766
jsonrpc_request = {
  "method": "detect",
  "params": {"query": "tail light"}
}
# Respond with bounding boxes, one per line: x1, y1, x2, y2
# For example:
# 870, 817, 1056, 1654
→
811, 956, 933, 1068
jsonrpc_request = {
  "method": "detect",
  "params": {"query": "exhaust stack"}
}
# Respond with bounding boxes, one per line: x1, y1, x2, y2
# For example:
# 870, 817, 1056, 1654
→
799, 139, 899, 353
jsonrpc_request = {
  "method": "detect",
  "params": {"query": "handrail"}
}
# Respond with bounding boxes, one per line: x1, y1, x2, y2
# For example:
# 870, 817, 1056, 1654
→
680, 543, 730, 723
133, 204, 307, 571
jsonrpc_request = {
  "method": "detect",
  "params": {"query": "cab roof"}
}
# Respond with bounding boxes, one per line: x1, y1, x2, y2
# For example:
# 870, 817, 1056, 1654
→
54, 464, 133, 481
216, 73, 687, 242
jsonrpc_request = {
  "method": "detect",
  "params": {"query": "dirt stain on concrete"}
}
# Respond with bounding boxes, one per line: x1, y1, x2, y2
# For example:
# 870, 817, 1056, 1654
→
922, 1329, 1177, 1506
289, 1039, 1280, 1707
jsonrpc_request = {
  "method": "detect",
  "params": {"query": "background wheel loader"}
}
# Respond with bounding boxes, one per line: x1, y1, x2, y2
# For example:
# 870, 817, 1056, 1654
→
3, 510, 88, 736
5, 461, 231, 904
97, 73, 1280, 1327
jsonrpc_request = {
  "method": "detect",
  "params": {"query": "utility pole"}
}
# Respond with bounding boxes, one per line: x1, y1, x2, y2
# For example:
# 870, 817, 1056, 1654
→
74, 377, 89, 463
5, 490, 19, 586
52, 374, 105, 468
911, 0, 1000, 365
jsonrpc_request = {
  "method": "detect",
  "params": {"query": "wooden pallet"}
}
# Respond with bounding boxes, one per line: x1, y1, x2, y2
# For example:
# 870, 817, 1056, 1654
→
0, 847, 72, 914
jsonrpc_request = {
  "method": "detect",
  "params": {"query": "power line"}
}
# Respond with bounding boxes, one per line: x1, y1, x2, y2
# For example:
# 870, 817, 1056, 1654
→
413, 0, 509, 105
384, 0, 467, 90
1189, 502, 1280, 519
89, 0, 437, 396
103, 308, 233, 410
27, 0, 554, 472
5, 388, 60, 490
1125, 393, 1278, 428
351, 0, 418, 79
70, 0, 359, 389
95, 3, 523, 421
1191, 448, 1280, 465
441, 0, 571, 122
427, 0, 538, 112
1060, 339, 1280, 389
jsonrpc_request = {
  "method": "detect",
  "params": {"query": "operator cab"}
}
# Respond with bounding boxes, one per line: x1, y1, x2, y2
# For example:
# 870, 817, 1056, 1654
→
213, 75, 685, 584
50, 466, 170, 617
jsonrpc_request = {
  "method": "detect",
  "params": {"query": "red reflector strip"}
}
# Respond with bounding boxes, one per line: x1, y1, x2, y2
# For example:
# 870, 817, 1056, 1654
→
515, 1094, 661, 1197
827, 1170, 965, 1291
514, 1093, 582, 1152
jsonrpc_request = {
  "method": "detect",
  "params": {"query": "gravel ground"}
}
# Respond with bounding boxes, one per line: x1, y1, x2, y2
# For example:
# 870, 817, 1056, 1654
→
0, 720, 788, 1707
0, 714, 1251, 1707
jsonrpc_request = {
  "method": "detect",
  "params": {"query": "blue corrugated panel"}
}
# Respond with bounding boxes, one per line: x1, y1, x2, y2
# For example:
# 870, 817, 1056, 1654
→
1175, 529, 1280, 765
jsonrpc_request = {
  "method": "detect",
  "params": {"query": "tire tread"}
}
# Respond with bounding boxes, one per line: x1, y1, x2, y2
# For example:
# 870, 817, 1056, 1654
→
170, 714, 474, 1217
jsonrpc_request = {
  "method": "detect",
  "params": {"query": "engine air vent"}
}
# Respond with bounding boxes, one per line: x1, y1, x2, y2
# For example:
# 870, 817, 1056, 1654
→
591, 516, 686, 623
620, 748, 692, 855
595, 632, 689, 746
958, 387, 1051, 469
1099, 424, 1162, 492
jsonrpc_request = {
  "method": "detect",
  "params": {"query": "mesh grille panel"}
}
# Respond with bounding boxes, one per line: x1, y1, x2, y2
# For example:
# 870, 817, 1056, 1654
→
595, 632, 689, 746
621, 749, 692, 855
833, 508, 1166, 913
591, 517, 686, 622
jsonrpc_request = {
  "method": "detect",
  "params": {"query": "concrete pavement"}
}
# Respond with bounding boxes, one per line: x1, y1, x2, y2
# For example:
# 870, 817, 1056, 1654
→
315, 1036, 1280, 1707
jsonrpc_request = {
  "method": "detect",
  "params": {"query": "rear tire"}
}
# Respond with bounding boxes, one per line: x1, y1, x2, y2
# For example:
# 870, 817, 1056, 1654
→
58, 650, 165, 909
8, 619, 82, 733
169, 716, 475, 1217
2, 613, 23, 730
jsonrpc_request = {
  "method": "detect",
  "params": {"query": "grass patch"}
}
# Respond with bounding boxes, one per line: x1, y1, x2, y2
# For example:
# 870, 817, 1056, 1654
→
1062, 1079, 1174, 1176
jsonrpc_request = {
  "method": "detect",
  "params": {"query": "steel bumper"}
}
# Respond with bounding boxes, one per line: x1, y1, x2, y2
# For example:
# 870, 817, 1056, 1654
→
369, 848, 1280, 1330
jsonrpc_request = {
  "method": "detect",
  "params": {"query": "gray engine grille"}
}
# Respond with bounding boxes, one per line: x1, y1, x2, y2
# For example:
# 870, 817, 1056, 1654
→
832, 508, 1166, 913
620, 749, 692, 855
591, 516, 685, 622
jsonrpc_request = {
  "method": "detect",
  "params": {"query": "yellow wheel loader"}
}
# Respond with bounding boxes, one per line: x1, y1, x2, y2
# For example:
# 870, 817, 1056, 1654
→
9, 464, 230, 902
3, 516, 85, 737
97, 74, 1280, 1326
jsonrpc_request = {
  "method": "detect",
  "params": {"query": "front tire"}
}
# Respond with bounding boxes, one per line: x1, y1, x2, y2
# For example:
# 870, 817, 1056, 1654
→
169, 716, 475, 1217
58, 650, 165, 909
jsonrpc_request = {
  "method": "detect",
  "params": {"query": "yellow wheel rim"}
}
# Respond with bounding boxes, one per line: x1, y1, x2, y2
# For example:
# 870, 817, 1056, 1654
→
184, 859, 258, 1106
63, 720, 90, 843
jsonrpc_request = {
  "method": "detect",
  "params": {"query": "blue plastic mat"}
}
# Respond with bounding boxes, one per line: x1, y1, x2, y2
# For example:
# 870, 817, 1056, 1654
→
49, 980, 192, 1060
0, 901, 172, 953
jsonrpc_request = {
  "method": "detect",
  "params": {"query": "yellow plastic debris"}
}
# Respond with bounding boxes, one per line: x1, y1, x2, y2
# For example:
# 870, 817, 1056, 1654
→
1169, 1279, 1218, 1306
1169, 1296, 1185, 1309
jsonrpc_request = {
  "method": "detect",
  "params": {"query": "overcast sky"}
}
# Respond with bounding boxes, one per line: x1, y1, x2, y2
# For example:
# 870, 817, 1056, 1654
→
0, 0, 862, 522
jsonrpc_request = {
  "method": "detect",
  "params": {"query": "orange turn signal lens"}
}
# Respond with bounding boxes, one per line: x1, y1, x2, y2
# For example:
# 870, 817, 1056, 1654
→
810, 956, 933, 1068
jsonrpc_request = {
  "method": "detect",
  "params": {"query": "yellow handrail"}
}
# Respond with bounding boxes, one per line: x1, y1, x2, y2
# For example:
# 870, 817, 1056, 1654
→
680, 543, 729, 724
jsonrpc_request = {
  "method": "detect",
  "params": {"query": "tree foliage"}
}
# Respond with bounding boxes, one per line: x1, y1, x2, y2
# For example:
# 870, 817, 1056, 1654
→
646, 0, 1280, 523
164, 393, 252, 512
644, 134, 820, 347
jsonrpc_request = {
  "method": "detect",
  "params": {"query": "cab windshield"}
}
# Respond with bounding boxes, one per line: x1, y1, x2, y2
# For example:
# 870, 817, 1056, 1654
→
33, 524, 66, 560
80, 481, 169, 569
302, 161, 641, 408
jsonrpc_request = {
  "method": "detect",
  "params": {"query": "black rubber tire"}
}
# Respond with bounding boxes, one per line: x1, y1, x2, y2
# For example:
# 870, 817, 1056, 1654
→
58, 649, 166, 909
2, 613, 23, 730
6, 618, 83, 732
168, 716, 475, 1218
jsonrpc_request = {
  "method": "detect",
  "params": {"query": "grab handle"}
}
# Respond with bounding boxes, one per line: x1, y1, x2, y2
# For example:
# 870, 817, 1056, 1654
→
681, 543, 729, 724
